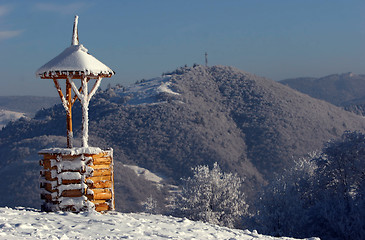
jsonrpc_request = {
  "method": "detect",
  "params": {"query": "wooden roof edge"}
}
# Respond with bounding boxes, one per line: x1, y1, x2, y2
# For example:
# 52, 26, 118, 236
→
38, 71, 115, 79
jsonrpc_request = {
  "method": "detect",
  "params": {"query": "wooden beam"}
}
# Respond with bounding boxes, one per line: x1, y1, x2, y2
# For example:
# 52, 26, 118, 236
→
61, 189, 83, 198
66, 80, 73, 148
53, 78, 73, 148
92, 169, 112, 177
53, 79, 63, 98
92, 157, 112, 165
71, 85, 83, 106
94, 203, 110, 212
86, 180, 112, 189
88, 77, 102, 100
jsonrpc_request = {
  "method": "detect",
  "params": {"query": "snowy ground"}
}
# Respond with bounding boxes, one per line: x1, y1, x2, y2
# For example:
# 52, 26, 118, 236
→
0, 207, 319, 240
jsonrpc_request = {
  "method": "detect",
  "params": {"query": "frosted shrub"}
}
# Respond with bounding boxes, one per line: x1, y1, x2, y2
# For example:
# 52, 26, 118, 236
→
255, 131, 365, 240
253, 154, 318, 238
142, 195, 158, 214
311, 131, 365, 240
174, 162, 248, 228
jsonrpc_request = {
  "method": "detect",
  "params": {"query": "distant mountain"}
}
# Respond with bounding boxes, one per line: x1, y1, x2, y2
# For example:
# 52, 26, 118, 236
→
1, 65, 365, 212
279, 72, 365, 106
0, 96, 59, 116
0, 96, 59, 129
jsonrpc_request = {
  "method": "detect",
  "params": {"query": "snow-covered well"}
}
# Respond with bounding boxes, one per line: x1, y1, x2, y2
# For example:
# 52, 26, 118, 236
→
39, 148, 114, 213
35, 16, 116, 213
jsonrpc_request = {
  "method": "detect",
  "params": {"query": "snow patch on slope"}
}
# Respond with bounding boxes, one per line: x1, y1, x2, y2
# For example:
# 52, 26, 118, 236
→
157, 81, 180, 95
115, 76, 180, 105
0, 207, 319, 240
124, 164, 164, 184
0, 109, 26, 128
124, 164, 179, 193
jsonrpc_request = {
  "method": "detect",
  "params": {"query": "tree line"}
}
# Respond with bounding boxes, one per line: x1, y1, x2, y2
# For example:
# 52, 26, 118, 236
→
144, 131, 365, 240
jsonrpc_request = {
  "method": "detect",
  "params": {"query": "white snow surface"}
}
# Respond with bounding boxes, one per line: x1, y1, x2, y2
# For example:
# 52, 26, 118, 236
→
36, 44, 114, 77
38, 147, 103, 155
115, 76, 180, 105
124, 164, 164, 184
0, 207, 319, 240
0, 109, 26, 128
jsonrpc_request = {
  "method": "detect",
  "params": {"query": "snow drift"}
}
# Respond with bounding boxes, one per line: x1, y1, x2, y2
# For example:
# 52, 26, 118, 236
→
0, 207, 319, 240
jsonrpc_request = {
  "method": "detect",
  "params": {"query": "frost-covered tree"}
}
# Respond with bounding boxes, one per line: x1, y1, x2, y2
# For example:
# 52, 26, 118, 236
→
254, 131, 365, 240
142, 195, 158, 214
311, 131, 365, 240
253, 154, 318, 238
174, 162, 248, 228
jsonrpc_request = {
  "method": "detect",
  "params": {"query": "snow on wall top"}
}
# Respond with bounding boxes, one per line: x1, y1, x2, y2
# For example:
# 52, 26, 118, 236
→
38, 147, 105, 155
36, 44, 114, 78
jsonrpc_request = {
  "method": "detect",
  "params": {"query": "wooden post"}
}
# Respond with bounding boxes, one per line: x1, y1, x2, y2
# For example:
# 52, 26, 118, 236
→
69, 76, 102, 148
53, 78, 74, 148
81, 76, 88, 148
66, 79, 73, 148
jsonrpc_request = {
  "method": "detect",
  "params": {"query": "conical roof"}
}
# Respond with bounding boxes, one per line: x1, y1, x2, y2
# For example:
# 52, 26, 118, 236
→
36, 16, 114, 79
36, 44, 114, 79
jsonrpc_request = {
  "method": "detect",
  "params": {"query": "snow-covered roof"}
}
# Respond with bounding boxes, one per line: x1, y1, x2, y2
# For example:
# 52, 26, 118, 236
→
36, 44, 114, 78
36, 15, 114, 79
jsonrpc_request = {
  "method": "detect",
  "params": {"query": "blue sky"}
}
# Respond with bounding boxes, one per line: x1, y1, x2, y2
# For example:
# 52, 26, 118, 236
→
0, 0, 365, 96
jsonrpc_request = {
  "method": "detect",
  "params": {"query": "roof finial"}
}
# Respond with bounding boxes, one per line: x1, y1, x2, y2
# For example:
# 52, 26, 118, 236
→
72, 15, 79, 46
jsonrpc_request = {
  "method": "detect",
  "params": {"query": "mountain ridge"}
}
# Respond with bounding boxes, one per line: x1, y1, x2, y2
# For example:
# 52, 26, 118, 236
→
0, 96, 59, 115
279, 72, 365, 106
1, 65, 365, 211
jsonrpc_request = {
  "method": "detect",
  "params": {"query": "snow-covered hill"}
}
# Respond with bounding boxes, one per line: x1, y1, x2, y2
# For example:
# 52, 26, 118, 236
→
0, 109, 26, 128
0, 207, 318, 240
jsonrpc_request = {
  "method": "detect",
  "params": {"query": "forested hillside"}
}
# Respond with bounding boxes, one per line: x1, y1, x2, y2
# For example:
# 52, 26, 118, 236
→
1, 65, 365, 212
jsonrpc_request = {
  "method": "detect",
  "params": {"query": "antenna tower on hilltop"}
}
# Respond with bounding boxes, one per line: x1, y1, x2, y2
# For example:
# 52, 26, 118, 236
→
205, 52, 208, 67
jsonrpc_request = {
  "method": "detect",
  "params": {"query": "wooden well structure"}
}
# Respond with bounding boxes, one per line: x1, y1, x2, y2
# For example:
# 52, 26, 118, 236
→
39, 148, 114, 212
36, 16, 115, 212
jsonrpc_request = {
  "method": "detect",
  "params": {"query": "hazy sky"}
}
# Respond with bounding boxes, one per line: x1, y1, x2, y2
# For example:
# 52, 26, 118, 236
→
0, 0, 365, 96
